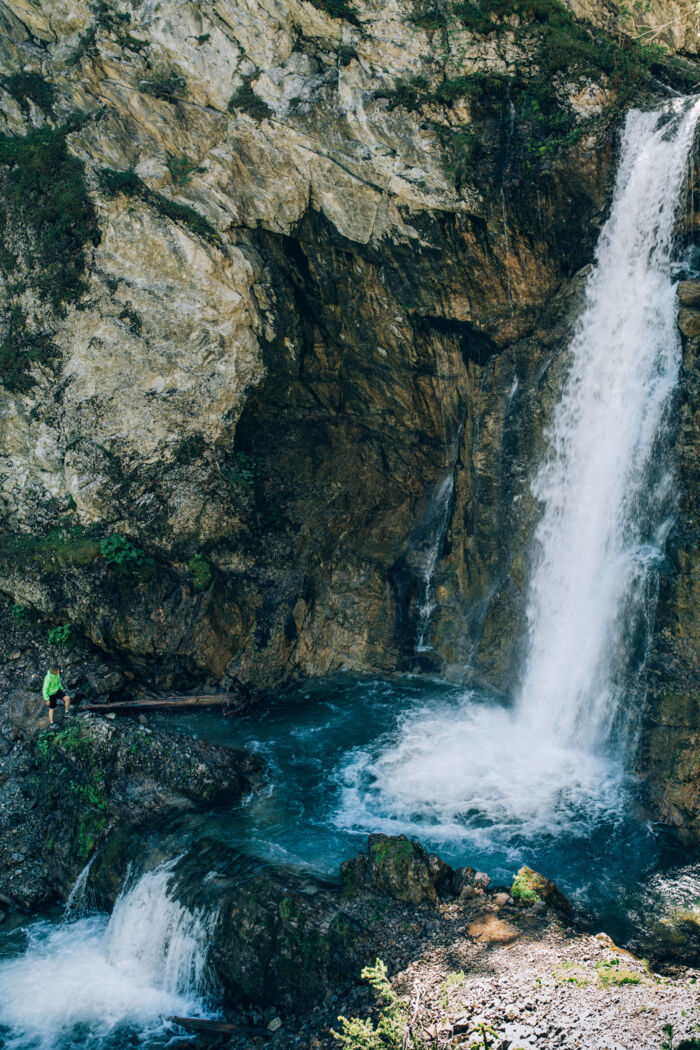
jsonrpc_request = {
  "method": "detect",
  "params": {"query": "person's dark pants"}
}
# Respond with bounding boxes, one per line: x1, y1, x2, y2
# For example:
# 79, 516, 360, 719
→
47, 689, 67, 710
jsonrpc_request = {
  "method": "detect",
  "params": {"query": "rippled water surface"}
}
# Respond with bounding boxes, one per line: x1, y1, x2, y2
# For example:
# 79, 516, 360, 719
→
153, 675, 699, 936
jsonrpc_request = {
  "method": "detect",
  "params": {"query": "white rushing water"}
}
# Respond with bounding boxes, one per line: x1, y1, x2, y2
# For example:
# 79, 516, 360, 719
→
337, 97, 700, 845
517, 96, 700, 751
0, 864, 214, 1050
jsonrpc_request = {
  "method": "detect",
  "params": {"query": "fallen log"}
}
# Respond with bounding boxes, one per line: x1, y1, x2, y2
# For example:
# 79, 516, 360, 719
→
83, 695, 233, 714
169, 1016, 238, 1034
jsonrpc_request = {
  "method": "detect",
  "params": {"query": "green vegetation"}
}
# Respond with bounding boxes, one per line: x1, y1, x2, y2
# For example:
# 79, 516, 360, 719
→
98, 166, 218, 243
307, 0, 359, 23
99, 533, 153, 580
118, 304, 143, 335
188, 553, 213, 591
390, 0, 671, 187
0, 118, 100, 307
174, 433, 206, 465
552, 959, 589, 987
3, 73, 55, 116
511, 867, 541, 903
439, 970, 465, 1008
662, 1022, 700, 1050
223, 452, 256, 490
10, 603, 25, 623
596, 957, 641, 988
140, 68, 187, 102
167, 154, 202, 186
47, 623, 75, 649
468, 1023, 498, 1050
0, 308, 57, 393
0, 116, 100, 388
337, 43, 358, 66
66, 26, 98, 67
228, 78, 272, 120
0, 527, 100, 573
34, 724, 111, 861
333, 959, 423, 1049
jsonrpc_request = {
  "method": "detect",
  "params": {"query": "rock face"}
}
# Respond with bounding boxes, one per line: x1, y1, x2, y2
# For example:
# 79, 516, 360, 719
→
638, 278, 700, 842
0, 707, 262, 908
0, 0, 696, 835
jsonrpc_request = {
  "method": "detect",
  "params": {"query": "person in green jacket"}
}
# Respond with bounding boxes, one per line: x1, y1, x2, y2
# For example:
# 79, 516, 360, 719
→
42, 665, 70, 728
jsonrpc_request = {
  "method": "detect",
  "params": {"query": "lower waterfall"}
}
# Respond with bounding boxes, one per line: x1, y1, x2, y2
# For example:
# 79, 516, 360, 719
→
0, 864, 215, 1049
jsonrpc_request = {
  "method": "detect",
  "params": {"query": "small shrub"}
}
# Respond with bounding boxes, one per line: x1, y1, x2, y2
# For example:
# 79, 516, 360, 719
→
118, 304, 142, 335
140, 69, 187, 102
66, 26, 98, 67
98, 166, 143, 198
337, 43, 358, 66
0, 307, 58, 393
228, 78, 272, 120
0, 121, 100, 314
377, 75, 430, 111
223, 452, 256, 490
333, 958, 422, 1049
167, 154, 201, 186
47, 623, 74, 649
196, 33, 211, 44
174, 433, 206, 465
3, 73, 55, 116
98, 166, 218, 242
439, 970, 465, 1008
99, 534, 145, 570
188, 554, 213, 591
307, 0, 360, 23
10, 603, 25, 623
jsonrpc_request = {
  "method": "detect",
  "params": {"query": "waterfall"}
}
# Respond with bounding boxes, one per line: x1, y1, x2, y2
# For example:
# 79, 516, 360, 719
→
416, 473, 455, 652
336, 97, 700, 856
517, 97, 700, 751
0, 863, 215, 1049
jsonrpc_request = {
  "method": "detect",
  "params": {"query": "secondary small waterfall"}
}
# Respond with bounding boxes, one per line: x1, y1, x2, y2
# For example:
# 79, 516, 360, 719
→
517, 97, 700, 751
0, 863, 214, 1049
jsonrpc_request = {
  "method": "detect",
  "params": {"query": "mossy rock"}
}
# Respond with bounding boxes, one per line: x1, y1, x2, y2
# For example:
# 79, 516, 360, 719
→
188, 554, 213, 590
511, 865, 571, 914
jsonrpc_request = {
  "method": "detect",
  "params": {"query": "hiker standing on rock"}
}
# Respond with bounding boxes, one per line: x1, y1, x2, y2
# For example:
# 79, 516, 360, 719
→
42, 665, 70, 728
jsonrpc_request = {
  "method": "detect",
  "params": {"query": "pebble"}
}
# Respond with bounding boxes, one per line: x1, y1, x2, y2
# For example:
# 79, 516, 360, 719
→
267, 1017, 283, 1032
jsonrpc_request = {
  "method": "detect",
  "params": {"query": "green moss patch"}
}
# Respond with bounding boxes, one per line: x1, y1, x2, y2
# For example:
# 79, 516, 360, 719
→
188, 554, 213, 591
98, 166, 218, 243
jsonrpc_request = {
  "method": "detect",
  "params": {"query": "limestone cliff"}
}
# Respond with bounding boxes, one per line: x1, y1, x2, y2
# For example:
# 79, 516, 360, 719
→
0, 0, 697, 827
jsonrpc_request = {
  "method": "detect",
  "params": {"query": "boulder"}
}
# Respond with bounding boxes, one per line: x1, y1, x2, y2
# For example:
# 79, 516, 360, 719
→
510, 866, 572, 915
340, 834, 447, 906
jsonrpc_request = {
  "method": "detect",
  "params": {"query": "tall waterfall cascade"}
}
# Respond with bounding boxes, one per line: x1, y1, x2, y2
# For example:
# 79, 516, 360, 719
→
518, 96, 700, 751
336, 97, 700, 849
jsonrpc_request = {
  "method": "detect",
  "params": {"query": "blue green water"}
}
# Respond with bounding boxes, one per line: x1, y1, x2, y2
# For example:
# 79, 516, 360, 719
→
153, 674, 698, 938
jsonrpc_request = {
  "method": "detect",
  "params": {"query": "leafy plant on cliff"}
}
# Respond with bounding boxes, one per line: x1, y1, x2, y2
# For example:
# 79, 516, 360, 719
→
34, 724, 111, 860
400, 0, 672, 187
47, 623, 75, 649
228, 77, 272, 120
333, 958, 424, 1049
0, 114, 100, 391
99, 533, 154, 580
167, 154, 202, 186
